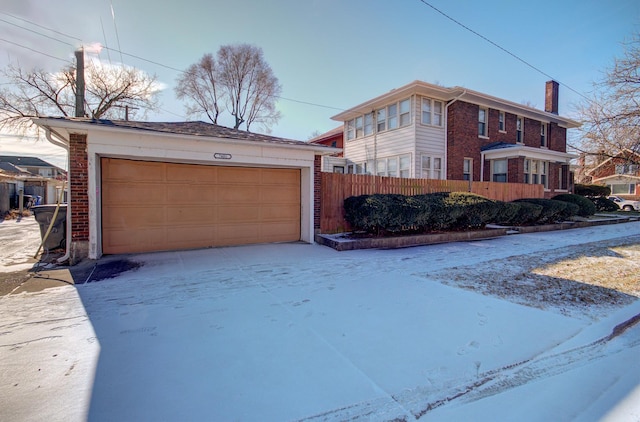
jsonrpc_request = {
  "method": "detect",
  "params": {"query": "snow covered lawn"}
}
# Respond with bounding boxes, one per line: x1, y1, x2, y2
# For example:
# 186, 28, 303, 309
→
1, 222, 640, 421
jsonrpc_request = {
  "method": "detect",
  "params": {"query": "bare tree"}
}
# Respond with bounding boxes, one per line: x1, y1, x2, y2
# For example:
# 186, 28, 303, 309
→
0, 56, 160, 134
176, 44, 281, 132
575, 32, 640, 166
175, 54, 223, 124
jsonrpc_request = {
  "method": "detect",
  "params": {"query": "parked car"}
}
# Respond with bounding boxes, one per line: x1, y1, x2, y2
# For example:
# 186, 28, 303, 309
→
607, 196, 640, 211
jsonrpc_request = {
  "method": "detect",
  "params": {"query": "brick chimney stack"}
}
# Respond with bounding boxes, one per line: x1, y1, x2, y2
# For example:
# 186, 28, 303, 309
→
545, 80, 559, 114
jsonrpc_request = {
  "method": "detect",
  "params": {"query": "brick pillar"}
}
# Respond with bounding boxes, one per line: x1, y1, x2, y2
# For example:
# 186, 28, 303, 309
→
314, 155, 322, 232
69, 133, 90, 263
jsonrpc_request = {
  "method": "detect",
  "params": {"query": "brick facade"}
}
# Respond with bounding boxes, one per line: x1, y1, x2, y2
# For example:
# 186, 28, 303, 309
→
447, 99, 571, 197
68, 133, 90, 262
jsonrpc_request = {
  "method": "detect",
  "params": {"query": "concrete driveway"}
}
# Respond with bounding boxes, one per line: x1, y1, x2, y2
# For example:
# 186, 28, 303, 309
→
1, 221, 640, 421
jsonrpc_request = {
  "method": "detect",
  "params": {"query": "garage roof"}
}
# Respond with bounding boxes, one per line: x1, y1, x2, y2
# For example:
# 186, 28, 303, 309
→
33, 117, 339, 153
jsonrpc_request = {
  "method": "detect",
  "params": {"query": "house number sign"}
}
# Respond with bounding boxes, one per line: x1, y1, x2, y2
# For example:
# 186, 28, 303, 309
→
214, 153, 232, 160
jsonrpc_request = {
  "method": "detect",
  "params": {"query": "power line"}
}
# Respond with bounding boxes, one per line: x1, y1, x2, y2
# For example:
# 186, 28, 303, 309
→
0, 37, 73, 64
416, 0, 591, 103
0, 11, 83, 43
0, 17, 75, 48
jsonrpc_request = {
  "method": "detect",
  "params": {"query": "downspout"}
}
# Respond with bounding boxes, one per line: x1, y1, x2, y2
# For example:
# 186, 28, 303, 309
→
44, 127, 72, 264
445, 89, 466, 182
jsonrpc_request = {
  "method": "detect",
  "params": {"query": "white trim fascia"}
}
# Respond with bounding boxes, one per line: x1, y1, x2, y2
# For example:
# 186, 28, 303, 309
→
32, 117, 341, 156
592, 174, 640, 183
482, 145, 577, 163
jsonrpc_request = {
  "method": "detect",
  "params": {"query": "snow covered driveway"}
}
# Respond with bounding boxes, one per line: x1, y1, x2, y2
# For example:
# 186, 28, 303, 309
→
2, 222, 640, 421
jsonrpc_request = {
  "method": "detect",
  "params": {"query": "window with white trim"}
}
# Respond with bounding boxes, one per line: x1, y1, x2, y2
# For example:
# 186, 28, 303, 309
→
615, 164, 639, 175
377, 108, 386, 132
399, 98, 411, 127
478, 107, 488, 137
355, 116, 363, 138
524, 159, 549, 188
609, 183, 636, 195
388, 103, 398, 130
540, 123, 548, 147
346, 119, 355, 140
499, 111, 505, 132
421, 155, 443, 179
492, 159, 507, 182
364, 112, 373, 136
333, 166, 344, 174
399, 155, 411, 178
463, 158, 473, 181
387, 156, 398, 177
421, 97, 444, 126
516, 116, 524, 143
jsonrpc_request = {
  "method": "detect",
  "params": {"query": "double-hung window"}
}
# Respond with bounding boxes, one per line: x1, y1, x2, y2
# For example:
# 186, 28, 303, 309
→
492, 159, 507, 182
525, 159, 549, 188
346, 120, 355, 140
355, 116, 363, 138
516, 116, 524, 143
463, 158, 472, 181
478, 107, 488, 137
421, 98, 444, 126
377, 109, 386, 132
388, 103, 398, 130
421, 155, 442, 179
499, 111, 505, 132
364, 112, 373, 136
541, 123, 548, 147
399, 155, 411, 178
399, 99, 411, 127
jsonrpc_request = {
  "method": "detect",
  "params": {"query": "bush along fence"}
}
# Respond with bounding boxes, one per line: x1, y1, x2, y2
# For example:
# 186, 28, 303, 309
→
342, 192, 592, 236
320, 173, 544, 233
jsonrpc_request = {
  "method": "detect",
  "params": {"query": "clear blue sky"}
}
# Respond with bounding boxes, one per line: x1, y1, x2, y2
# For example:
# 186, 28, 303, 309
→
1, 0, 639, 168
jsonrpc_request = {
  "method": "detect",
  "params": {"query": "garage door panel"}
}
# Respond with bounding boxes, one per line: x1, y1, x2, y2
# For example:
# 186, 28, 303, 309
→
218, 167, 257, 184
104, 184, 166, 203
217, 185, 260, 203
104, 159, 165, 181
103, 206, 166, 228
166, 185, 218, 203
102, 158, 300, 254
261, 168, 299, 185
260, 204, 299, 221
166, 164, 217, 183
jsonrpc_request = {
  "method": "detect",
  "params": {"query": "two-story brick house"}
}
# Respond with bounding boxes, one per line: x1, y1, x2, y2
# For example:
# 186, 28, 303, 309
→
584, 149, 640, 199
319, 80, 580, 198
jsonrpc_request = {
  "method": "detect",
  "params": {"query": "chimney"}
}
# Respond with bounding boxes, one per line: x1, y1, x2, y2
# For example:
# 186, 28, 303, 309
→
75, 49, 85, 118
545, 80, 559, 114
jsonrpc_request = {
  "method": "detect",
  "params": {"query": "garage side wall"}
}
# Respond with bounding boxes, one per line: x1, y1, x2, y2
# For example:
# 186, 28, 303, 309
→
69, 133, 90, 263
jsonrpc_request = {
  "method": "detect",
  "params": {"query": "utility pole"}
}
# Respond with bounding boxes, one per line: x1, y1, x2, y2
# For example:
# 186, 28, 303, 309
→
75, 49, 85, 118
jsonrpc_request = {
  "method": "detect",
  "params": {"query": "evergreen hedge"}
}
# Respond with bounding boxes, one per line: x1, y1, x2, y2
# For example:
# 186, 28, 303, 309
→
552, 193, 597, 217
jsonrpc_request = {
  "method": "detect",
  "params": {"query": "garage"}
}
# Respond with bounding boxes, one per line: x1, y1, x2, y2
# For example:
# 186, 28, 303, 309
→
32, 118, 336, 261
101, 158, 301, 254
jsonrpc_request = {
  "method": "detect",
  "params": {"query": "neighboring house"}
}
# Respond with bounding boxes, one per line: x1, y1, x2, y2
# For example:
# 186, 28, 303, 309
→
0, 158, 65, 209
316, 80, 580, 198
0, 155, 66, 179
585, 149, 640, 199
309, 126, 345, 173
32, 118, 337, 261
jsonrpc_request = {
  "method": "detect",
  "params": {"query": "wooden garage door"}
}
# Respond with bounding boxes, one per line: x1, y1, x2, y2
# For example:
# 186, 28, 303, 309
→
101, 158, 301, 254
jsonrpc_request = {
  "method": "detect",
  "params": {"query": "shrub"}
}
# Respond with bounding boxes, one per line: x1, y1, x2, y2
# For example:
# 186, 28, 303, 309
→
514, 198, 578, 224
505, 201, 543, 225
590, 196, 619, 212
574, 184, 610, 198
442, 192, 499, 229
552, 193, 597, 217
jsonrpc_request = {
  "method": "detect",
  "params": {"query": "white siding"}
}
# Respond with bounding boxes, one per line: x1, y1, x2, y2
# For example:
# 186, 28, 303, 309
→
415, 124, 446, 178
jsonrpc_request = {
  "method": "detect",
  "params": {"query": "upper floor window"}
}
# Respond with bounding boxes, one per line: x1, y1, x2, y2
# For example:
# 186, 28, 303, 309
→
421, 98, 444, 126
478, 107, 488, 137
355, 116, 363, 138
615, 164, 639, 175
399, 98, 411, 126
499, 111, 506, 132
346, 98, 412, 140
364, 112, 374, 136
541, 123, 548, 147
516, 116, 524, 143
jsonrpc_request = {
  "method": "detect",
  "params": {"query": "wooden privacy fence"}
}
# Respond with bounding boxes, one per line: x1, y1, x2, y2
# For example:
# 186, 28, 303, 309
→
320, 172, 544, 233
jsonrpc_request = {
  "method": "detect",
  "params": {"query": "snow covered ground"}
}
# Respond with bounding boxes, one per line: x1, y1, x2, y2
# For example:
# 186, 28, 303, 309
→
1, 221, 640, 421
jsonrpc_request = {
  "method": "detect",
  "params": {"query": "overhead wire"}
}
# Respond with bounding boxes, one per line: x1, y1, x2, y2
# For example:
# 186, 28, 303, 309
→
416, 0, 592, 103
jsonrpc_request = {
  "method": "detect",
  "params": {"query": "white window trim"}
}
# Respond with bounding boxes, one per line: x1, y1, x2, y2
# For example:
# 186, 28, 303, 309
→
478, 107, 488, 138
421, 97, 444, 127
498, 111, 506, 133
463, 158, 473, 181
516, 116, 524, 144
540, 122, 548, 148
491, 159, 508, 183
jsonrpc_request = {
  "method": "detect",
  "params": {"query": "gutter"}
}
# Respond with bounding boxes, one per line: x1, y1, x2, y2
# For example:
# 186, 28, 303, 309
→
44, 127, 71, 264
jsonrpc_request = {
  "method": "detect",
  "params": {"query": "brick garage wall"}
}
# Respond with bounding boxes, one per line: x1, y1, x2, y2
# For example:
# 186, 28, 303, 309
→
69, 133, 89, 243
314, 155, 321, 231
